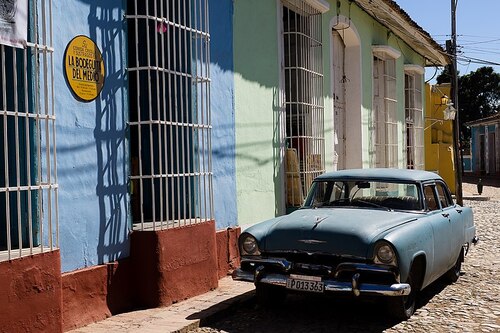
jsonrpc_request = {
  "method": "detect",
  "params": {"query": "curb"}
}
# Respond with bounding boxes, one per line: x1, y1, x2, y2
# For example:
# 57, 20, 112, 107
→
462, 195, 490, 201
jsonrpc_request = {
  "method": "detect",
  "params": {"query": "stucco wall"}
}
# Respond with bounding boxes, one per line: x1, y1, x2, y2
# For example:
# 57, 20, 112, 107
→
54, 0, 238, 272
210, 0, 238, 229
233, 0, 428, 226
53, 1, 129, 273
324, 0, 426, 168
233, 0, 281, 225
0, 251, 62, 333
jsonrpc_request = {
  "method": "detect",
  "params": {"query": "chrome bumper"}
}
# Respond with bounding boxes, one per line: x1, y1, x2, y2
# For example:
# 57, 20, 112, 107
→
232, 268, 411, 297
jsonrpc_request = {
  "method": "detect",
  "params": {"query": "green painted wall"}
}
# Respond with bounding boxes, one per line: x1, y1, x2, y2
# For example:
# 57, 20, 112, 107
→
233, 0, 428, 226
323, 0, 426, 168
234, 0, 280, 225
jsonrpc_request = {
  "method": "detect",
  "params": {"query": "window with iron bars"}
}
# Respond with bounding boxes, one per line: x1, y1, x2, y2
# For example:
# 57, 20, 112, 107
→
282, 0, 325, 209
405, 72, 424, 170
127, 0, 213, 231
0, 0, 58, 261
373, 56, 398, 168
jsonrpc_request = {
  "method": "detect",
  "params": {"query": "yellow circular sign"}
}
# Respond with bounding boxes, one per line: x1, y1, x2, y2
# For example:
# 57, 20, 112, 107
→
64, 35, 105, 102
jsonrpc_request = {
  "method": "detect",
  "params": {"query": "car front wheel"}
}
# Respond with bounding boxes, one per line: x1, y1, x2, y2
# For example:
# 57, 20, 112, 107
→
387, 262, 423, 320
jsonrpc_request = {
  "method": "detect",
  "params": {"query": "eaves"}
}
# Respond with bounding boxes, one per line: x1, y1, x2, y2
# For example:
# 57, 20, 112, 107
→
465, 112, 500, 127
353, 0, 450, 67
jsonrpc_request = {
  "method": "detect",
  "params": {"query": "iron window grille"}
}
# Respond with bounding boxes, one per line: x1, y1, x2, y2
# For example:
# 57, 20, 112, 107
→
0, 0, 58, 261
127, 0, 213, 231
281, 0, 325, 209
405, 72, 424, 170
373, 56, 398, 168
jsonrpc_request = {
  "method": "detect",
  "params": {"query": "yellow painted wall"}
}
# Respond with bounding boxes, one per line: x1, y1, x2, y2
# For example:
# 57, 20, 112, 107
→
424, 83, 456, 193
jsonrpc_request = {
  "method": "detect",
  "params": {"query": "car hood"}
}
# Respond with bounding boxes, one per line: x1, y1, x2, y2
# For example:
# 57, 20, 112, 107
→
251, 208, 419, 258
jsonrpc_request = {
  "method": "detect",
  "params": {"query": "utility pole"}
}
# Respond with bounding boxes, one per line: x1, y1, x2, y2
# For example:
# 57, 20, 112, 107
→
451, 0, 463, 205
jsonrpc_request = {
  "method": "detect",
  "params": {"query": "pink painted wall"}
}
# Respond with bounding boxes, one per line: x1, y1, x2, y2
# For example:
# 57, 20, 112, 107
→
62, 260, 133, 331
0, 250, 62, 333
0, 221, 241, 332
215, 227, 241, 279
131, 221, 219, 308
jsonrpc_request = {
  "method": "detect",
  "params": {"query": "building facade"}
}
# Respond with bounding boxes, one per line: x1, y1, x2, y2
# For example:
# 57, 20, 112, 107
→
1, 0, 239, 331
465, 113, 500, 175
233, 0, 448, 225
0, 0, 448, 332
424, 83, 456, 193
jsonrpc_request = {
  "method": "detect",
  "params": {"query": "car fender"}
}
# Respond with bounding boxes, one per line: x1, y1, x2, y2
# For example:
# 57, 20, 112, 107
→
374, 217, 435, 285
461, 206, 475, 246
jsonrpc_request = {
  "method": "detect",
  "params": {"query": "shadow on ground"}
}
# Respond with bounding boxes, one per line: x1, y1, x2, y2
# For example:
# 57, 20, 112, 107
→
188, 276, 457, 333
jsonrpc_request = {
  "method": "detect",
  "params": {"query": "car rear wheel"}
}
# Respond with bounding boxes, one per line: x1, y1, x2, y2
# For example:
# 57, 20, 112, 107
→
444, 249, 463, 283
255, 283, 286, 307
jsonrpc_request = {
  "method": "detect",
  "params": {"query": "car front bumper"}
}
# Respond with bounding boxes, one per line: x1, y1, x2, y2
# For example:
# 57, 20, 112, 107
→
232, 261, 411, 297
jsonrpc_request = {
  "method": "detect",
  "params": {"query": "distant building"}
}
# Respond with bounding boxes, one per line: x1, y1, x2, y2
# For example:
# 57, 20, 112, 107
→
424, 83, 456, 193
465, 113, 500, 175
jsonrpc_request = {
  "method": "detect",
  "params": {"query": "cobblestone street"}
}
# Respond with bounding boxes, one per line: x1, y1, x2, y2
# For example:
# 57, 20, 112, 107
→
190, 184, 500, 333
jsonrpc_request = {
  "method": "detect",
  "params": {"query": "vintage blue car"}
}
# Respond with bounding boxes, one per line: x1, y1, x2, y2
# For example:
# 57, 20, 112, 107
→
232, 168, 478, 319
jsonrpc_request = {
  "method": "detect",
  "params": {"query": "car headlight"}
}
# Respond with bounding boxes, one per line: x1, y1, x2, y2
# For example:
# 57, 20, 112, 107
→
240, 234, 261, 256
374, 241, 397, 265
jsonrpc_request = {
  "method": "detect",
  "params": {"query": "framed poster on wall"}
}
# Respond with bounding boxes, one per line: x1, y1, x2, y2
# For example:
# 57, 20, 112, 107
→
0, 0, 27, 48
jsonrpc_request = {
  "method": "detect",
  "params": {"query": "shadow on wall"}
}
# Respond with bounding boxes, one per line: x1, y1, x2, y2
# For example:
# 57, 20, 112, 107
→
80, 0, 130, 265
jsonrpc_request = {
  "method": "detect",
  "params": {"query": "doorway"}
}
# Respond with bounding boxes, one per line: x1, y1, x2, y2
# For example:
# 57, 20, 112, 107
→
479, 134, 485, 173
488, 132, 496, 174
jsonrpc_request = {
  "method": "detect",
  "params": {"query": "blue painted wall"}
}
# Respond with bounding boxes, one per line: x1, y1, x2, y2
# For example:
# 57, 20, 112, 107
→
471, 127, 478, 172
54, 0, 236, 272
53, 1, 129, 272
209, 0, 237, 229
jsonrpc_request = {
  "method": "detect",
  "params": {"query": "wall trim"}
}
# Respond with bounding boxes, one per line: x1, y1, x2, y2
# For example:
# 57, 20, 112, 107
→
372, 45, 401, 60
404, 64, 425, 75
306, 0, 330, 13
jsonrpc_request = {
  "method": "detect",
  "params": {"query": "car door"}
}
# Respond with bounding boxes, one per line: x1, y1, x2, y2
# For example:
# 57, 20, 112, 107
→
423, 183, 452, 280
436, 181, 462, 266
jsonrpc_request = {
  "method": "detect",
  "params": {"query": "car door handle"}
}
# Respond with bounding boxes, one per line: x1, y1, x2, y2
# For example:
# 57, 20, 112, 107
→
456, 208, 462, 214
442, 213, 450, 218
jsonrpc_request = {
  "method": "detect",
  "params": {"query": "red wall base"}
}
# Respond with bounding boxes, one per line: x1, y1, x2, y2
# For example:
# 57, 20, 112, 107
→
61, 259, 133, 331
4, 222, 241, 332
131, 221, 219, 308
215, 227, 241, 279
0, 250, 62, 333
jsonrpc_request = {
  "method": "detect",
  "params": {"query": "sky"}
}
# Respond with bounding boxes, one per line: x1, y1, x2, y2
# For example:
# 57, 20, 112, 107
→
395, 0, 500, 82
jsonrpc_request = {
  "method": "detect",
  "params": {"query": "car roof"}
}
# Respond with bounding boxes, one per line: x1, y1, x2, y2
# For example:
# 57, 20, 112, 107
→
315, 168, 444, 183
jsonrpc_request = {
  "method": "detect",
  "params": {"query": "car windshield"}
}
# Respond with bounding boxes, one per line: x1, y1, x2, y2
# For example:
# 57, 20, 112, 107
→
304, 179, 422, 211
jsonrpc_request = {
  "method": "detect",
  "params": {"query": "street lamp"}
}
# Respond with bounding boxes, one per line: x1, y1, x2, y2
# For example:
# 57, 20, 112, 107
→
440, 95, 449, 106
443, 103, 456, 120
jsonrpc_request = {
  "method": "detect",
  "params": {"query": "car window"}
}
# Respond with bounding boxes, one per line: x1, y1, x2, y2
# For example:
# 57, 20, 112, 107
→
423, 185, 439, 211
436, 182, 453, 208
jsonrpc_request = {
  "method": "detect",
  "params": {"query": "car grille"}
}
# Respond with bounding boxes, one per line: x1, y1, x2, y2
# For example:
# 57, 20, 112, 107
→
265, 252, 365, 277
250, 252, 398, 284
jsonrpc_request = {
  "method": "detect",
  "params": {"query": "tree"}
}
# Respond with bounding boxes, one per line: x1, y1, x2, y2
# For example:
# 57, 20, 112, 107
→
437, 66, 500, 144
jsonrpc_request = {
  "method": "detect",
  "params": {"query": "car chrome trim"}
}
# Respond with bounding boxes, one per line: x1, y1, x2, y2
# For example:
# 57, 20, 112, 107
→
297, 239, 327, 244
335, 262, 400, 282
241, 257, 292, 271
352, 273, 361, 296
231, 269, 411, 296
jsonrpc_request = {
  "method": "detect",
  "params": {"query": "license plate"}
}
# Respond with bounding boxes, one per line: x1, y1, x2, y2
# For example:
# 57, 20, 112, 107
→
286, 277, 324, 293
